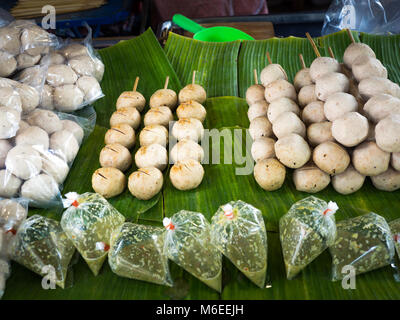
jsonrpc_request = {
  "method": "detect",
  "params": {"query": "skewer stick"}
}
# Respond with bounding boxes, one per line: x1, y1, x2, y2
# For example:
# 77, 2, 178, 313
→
192, 70, 196, 85
266, 52, 272, 64
164, 76, 169, 89
306, 32, 321, 57
346, 28, 356, 44
253, 69, 258, 85
133, 77, 139, 92
328, 47, 335, 59
299, 54, 306, 69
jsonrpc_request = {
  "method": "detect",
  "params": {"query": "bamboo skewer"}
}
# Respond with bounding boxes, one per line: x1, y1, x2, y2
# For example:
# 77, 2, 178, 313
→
266, 52, 272, 64
253, 69, 258, 85
346, 28, 356, 44
306, 32, 321, 57
299, 54, 306, 69
133, 77, 139, 92
328, 47, 335, 59
164, 76, 169, 90
11, 0, 107, 18
192, 71, 196, 85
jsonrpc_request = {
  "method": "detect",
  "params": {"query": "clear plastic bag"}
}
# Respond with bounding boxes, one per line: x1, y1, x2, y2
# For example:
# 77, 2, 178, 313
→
390, 218, 400, 259
0, 108, 95, 208
210, 201, 268, 288
10, 214, 75, 289
37, 24, 104, 113
0, 197, 28, 298
0, 14, 58, 77
279, 196, 338, 279
108, 222, 173, 286
322, 0, 400, 35
330, 212, 395, 281
0, 197, 28, 235
163, 211, 222, 292
61, 192, 126, 276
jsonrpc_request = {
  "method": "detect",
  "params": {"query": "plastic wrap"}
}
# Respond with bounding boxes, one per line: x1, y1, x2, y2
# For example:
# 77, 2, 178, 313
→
210, 201, 268, 288
38, 25, 104, 112
11, 215, 75, 289
61, 192, 125, 276
390, 218, 400, 260
108, 222, 173, 286
0, 108, 95, 208
163, 211, 222, 292
0, 197, 28, 299
0, 15, 58, 77
330, 212, 395, 281
322, 0, 400, 35
279, 196, 338, 279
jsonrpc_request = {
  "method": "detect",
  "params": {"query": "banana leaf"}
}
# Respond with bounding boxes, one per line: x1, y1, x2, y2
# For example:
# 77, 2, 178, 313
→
4, 29, 400, 300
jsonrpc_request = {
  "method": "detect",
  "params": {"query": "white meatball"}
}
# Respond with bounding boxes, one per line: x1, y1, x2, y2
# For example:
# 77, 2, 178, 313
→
375, 114, 400, 153
267, 97, 300, 124
324, 92, 358, 121
309, 57, 340, 81
5, 145, 42, 180
331, 112, 369, 147
15, 126, 49, 150
247, 100, 269, 121
272, 112, 306, 139
251, 137, 275, 162
0, 170, 21, 198
171, 118, 204, 142
49, 130, 80, 163
135, 144, 168, 171
275, 133, 311, 169
21, 174, 60, 205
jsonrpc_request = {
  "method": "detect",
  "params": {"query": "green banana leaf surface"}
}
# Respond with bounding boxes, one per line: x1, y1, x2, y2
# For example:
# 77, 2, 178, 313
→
3, 29, 400, 300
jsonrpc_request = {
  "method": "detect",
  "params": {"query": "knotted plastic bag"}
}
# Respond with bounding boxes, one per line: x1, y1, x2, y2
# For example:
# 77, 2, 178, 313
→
330, 212, 395, 281
279, 196, 338, 279
0, 198, 28, 298
163, 210, 222, 292
390, 218, 400, 259
109, 222, 173, 286
60, 192, 125, 276
0, 227, 11, 298
11, 215, 75, 288
210, 200, 268, 288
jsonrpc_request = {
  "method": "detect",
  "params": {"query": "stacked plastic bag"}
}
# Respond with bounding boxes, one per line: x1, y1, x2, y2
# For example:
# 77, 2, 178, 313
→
0, 18, 58, 78
211, 201, 268, 288
330, 212, 395, 280
279, 196, 338, 279
0, 198, 28, 298
61, 192, 125, 276
11, 214, 75, 289
36, 30, 104, 113
0, 108, 95, 208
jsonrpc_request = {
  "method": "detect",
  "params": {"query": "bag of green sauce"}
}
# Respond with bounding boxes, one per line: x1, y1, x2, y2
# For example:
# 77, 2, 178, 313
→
390, 218, 400, 260
108, 222, 173, 286
330, 212, 395, 281
210, 200, 268, 288
279, 196, 338, 280
61, 192, 125, 276
163, 210, 222, 292
11, 215, 75, 289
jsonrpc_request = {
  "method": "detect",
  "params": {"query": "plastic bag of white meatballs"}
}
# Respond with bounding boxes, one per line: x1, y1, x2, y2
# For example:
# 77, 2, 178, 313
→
36, 25, 105, 113
0, 108, 95, 208
0, 15, 58, 78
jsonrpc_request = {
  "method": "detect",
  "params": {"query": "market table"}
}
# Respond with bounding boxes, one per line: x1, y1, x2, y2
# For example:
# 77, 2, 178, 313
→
3, 27, 400, 300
